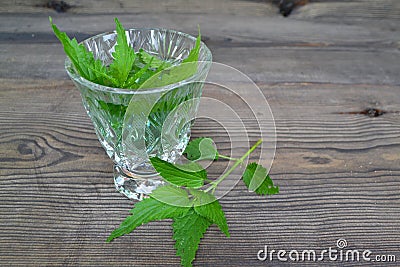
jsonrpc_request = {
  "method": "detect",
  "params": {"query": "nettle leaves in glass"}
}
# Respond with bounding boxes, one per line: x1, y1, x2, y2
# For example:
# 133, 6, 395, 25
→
51, 17, 212, 200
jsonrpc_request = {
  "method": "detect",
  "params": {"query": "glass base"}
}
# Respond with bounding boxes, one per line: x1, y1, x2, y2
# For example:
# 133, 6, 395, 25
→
114, 165, 164, 200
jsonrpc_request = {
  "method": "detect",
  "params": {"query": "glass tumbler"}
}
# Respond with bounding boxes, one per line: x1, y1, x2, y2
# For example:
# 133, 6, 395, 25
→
65, 28, 212, 200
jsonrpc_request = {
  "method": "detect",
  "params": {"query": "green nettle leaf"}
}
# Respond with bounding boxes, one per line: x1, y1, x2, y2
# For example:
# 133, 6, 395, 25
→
124, 57, 154, 88
108, 18, 136, 87
242, 163, 279, 195
139, 49, 173, 69
138, 61, 197, 89
106, 194, 190, 242
172, 208, 212, 267
190, 189, 230, 237
150, 157, 207, 188
138, 32, 202, 89
150, 185, 193, 207
182, 29, 201, 64
50, 17, 107, 84
97, 100, 128, 138
177, 161, 206, 173
183, 137, 218, 161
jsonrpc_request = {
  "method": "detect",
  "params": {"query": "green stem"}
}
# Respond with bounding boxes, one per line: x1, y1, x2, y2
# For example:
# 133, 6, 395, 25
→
217, 154, 240, 161
205, 139, 263, 193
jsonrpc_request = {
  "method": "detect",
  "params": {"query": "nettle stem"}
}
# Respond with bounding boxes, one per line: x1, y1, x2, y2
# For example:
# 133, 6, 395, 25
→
205, 139, 263, 193
217, 154, 239, 161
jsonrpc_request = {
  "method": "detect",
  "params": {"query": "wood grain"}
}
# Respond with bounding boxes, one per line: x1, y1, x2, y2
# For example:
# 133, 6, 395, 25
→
292, 0, 400, 21
1, 0, 400, 266
0, 0, 277, 16
1, 78, 400, 266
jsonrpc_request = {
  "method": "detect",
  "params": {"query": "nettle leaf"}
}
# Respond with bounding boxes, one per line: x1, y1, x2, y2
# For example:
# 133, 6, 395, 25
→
50, 17, 106, 84
106, 193, 190, 242
87, 64, 119, 86
108, 18, 136, 87
150, 185, 193, 207
242, 163, 279, 195
182, 28, 201, 64
138, 31, 202, 89
150, 157, 207, 188
97, 100, 127, 131
190, 189, 230, 237
139, 49, 173, 69
138, 61, 197, 89
175, 161, 205, 173
172, 208, 212, 267
124, 57, 154, 88
184, 137, 218, 161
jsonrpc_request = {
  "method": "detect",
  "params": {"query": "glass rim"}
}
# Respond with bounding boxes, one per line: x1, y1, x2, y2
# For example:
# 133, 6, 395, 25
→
65, 28, 212, 95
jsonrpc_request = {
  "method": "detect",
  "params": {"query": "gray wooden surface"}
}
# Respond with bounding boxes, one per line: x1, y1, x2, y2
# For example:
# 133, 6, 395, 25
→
1, 0, 400, 266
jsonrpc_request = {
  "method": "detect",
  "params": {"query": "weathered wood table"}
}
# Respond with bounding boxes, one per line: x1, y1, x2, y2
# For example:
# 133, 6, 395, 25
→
1, 0, 399, 266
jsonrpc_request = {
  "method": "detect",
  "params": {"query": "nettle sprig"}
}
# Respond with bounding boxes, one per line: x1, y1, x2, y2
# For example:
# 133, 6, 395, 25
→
50, 17, 200, 89
107, 137, 279, 267
50, 18, 278, 267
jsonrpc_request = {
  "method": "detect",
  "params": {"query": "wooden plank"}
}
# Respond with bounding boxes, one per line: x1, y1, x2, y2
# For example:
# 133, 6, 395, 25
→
2, 43, 400, 85
1, 13, 398, 84
292, 0, 400, 22
2, 0, 400, 26
214, 47, 400, 85
2, 80, 400, 177
1, 13, 398, 44
0, 0, 276, 16
1, 79, 400, 266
